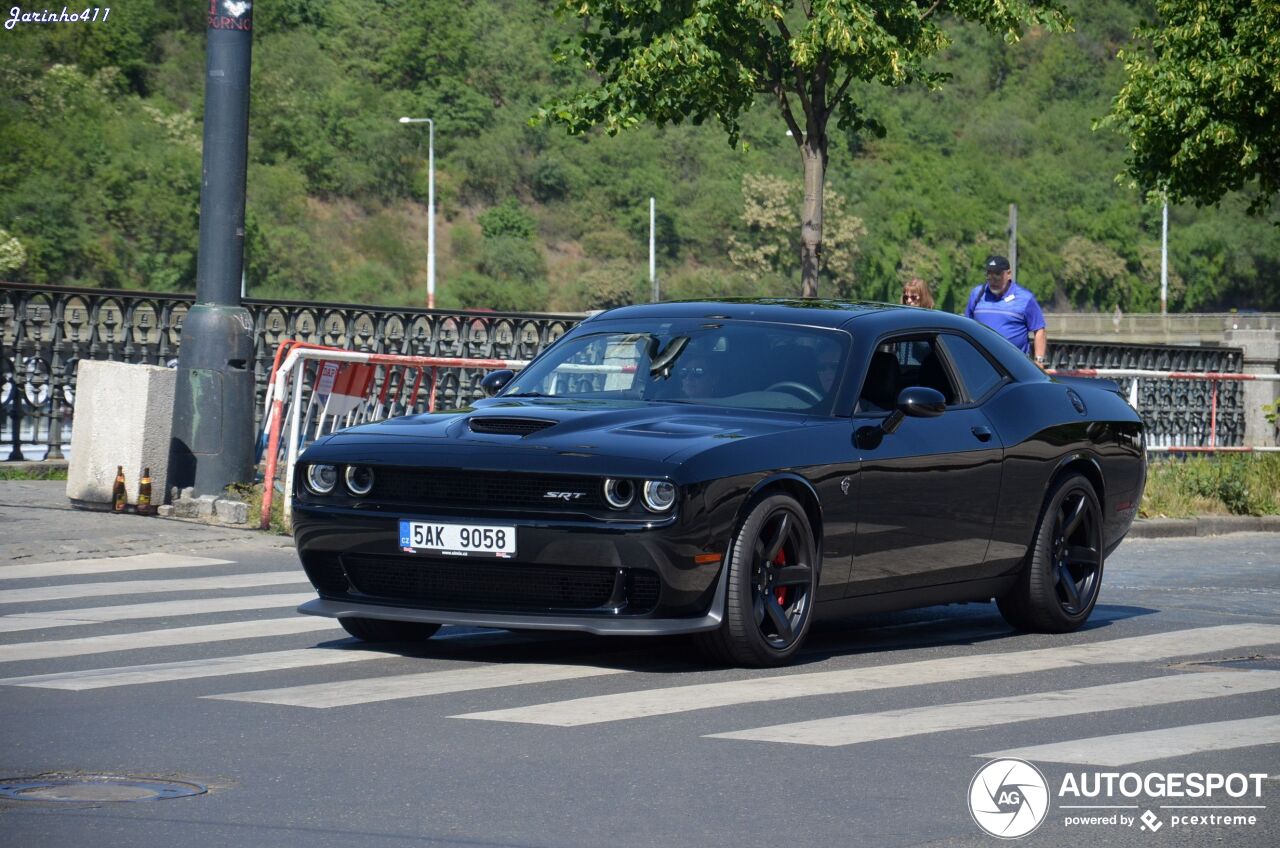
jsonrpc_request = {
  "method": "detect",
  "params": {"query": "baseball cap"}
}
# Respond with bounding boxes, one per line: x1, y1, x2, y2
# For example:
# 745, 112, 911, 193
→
985, 255, 1010, 272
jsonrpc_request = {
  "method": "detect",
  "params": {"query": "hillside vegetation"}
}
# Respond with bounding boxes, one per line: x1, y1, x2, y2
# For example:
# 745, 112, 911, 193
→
2, 0, 1276, 313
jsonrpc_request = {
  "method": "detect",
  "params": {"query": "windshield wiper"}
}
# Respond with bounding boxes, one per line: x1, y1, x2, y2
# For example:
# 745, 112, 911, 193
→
503, 391, 548, 398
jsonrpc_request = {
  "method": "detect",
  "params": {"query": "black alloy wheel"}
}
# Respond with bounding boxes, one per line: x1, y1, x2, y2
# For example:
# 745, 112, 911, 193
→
697, 493, 817, 667
998, 473, 1104, 632
339, 617, 442, 643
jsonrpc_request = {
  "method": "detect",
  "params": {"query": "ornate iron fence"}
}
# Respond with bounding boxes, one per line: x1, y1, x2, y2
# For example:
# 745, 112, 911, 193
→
1, 283, 1250, 460
1046, 340, 1245, 448
1, 284, 578, 461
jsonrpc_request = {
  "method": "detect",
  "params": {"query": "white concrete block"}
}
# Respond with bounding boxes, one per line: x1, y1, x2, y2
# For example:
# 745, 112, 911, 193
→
66, 360, 176, 509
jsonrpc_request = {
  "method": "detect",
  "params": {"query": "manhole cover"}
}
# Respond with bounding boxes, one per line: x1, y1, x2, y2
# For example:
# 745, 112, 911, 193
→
0, 774, 206, 803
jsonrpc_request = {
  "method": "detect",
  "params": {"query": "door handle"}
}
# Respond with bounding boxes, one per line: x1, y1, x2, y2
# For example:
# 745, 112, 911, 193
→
971, 426, 993, 442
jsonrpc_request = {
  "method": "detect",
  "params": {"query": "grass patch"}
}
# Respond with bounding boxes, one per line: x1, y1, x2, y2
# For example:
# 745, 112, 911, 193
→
1141, 454, 1280, 519
0, 464, 69, 481
225, 482, 290, 535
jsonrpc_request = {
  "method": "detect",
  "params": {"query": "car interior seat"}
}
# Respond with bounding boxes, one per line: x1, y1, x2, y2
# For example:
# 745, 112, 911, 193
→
859, 350, 900, 411
916, 351, 955, 404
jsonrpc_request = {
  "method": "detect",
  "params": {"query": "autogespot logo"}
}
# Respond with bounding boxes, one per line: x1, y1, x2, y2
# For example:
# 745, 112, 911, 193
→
969, 758, 1051, 839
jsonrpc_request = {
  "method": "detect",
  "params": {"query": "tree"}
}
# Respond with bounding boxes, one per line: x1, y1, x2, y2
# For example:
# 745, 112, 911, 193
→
1103, 0, 1280, 216
541, 0, 1068, 296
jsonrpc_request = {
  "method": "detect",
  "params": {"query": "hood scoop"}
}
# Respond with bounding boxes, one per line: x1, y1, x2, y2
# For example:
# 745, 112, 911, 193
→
467, 416, 558, 437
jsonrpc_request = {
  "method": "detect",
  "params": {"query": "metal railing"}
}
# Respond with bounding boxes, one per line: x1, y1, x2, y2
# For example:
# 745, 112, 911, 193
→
1, 283, 578, 461
1, 283, 1261, 460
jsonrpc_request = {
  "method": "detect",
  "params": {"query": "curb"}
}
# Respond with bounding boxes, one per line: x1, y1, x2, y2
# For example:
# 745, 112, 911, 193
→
1128, 515, 1280, 539
0, 459, 69, 474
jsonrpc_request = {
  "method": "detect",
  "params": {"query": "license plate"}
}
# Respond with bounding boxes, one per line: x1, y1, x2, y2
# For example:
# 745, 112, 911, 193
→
399, 520, 517, 558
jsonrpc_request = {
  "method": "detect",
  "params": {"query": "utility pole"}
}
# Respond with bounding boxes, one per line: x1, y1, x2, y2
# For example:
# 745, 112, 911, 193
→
169, 1, 257, 495
1007, 203, 1018, 282
1161, 198, 1169, 315
399, 117, 436, 309
649, 197, 658, 303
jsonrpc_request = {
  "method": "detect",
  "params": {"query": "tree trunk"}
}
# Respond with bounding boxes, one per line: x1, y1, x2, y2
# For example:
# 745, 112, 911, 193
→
799, 135, 828, 298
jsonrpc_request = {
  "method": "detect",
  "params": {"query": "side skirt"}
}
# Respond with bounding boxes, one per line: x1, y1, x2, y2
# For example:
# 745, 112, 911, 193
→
815, 576, 1018, 619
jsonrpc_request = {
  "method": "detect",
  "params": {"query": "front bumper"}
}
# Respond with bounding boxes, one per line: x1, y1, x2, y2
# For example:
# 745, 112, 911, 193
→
292, 502, 728, 634
298, 592, 727, 636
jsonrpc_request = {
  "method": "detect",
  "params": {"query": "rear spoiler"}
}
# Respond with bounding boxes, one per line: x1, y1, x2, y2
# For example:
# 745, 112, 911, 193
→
1051, 373, 1123, 395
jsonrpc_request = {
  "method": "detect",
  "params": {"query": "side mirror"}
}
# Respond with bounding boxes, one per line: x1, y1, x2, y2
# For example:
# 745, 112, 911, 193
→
897, 385, 946, 418
881, 385, 946, 435
480, 369, 514, 397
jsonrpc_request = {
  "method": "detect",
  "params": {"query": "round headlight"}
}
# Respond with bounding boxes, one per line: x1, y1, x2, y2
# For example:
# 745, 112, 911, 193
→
603, 478, 634, 509
641, 480, 676, 512
344, 465, 375, 496
305, 463, 338, 495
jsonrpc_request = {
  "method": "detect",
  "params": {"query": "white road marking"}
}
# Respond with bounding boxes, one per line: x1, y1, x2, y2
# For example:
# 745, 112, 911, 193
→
0, 644, 400, 690
0, 617, 337, 663
0, 553, 233, 580
206, 663, 631, 708
978, 714, 1280, 766
454, 623, 1280, 726
706, 671, 1280, 746
0, 572, 309, 604
0, 593, 314, 633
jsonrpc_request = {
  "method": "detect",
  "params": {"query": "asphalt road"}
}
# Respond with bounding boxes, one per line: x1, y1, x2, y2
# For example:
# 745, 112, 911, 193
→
0, 491, 1276, 847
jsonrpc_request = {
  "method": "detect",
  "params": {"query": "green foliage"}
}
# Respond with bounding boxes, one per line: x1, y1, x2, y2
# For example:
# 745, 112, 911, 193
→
479, 200, 538, 241
1102, 0, 1280, 217
0, 0, 1276, 313
1142, 455, 1280, 518
0, 229, 26, 275
542, 0, 1069, 295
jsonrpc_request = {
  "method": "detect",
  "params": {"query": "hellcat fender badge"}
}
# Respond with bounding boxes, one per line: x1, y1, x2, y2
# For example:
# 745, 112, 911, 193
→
840, 477, 851, 495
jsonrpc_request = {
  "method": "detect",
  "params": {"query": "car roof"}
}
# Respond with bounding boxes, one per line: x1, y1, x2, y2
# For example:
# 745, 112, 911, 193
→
590, 298, 974, 332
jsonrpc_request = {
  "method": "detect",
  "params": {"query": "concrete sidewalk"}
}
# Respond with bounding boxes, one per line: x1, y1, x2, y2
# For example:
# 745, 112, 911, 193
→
0, 480, 293, 565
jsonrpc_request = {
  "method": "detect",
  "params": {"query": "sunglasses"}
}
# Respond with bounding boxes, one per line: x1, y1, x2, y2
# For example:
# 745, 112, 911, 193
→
902, 293, 921, 303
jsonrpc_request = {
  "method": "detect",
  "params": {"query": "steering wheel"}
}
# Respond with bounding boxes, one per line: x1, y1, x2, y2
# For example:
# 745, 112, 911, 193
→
765, 381, 823, 403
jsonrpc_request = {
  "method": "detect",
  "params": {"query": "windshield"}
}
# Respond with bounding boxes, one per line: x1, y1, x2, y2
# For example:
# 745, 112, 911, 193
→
504, 323, 850, 414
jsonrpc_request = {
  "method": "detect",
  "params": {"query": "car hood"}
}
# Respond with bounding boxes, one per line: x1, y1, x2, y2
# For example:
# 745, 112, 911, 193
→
300, 397, 815, 475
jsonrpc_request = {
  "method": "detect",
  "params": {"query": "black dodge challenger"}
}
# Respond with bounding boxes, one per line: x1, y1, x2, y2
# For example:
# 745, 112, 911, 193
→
292, 299, 1146, 666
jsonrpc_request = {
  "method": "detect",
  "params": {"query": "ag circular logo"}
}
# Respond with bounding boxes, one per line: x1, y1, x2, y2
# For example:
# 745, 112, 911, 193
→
968, 758, 1050, 839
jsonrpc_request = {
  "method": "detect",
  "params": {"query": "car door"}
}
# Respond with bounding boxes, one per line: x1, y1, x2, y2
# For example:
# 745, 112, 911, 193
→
846, 334, 1006, 595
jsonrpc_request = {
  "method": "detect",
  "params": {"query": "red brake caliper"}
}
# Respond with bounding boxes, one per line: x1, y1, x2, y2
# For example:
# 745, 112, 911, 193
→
773, 547, 788, 607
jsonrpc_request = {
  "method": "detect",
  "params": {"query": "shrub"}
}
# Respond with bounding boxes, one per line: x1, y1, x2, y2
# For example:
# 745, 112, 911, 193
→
1141, 454, 1280, 518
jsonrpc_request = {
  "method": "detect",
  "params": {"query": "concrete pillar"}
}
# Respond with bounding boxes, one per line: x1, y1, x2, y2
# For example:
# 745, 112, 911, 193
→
1224, 327, 1280, 447
66, 360, 176, 509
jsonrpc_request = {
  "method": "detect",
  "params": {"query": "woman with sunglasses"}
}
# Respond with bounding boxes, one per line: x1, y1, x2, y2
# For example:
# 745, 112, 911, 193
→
901, 278, 935, 309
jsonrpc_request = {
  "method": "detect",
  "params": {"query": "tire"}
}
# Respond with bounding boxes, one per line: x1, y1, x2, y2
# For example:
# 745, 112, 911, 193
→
339, 616, 442, 643
997, 473, 1104, 633
696, 493, 818, 667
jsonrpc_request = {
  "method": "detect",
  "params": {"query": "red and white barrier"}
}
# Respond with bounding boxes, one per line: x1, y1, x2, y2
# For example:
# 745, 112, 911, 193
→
1049, 367, 1280, 454
259, 341, 528, 528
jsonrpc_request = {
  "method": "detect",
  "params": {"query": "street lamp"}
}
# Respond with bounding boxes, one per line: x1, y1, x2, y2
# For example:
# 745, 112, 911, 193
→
399, 116, 436, 309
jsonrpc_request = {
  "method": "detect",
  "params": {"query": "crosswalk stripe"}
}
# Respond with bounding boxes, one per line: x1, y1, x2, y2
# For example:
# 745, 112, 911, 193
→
977, 714, 1280, 766
0, 553, 233, 581
0, 572, 309, 604
0, 617, 336, 663
454, 623, 1280, 726
0, 645, 400, 690
206, 663, 631, 709
705, 670, 1280, 747
0, 592, 314, 633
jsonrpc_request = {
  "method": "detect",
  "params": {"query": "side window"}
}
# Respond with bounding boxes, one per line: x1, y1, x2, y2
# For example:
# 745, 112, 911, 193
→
857, 336, 958, 412
939, 334, 1005, 401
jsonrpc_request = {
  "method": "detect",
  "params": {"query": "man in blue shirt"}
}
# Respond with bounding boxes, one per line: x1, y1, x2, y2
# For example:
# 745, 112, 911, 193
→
964, 254, 1048, 366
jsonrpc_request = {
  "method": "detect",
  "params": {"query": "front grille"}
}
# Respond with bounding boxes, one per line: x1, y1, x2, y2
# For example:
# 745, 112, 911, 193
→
628, 571, 660, 611
371, 468, 604, 510
340, 554, 659, 614
468, 416, 557, 436
301, 552, 348, 595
